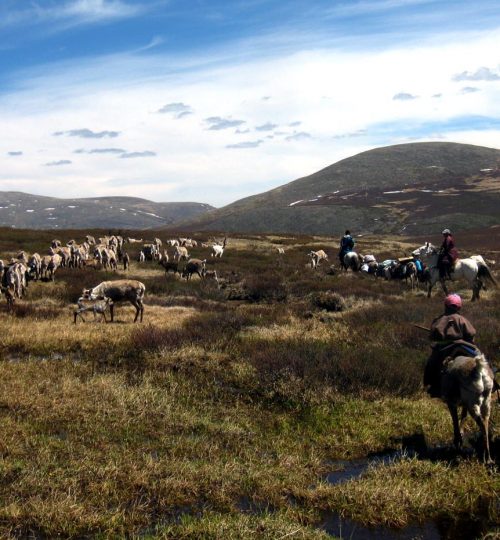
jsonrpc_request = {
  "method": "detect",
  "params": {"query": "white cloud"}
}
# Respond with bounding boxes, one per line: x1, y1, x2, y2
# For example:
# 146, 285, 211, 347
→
453, 66, 500, 81
0, 0, 145, 29
0, 27, 499, 206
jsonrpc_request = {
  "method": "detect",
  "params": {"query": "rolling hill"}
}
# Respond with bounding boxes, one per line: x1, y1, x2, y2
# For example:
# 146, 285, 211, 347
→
0, 193, 214, 230
174, 142, 500, 236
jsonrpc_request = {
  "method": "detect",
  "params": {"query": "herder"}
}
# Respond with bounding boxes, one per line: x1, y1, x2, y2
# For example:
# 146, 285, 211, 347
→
338, 230, 355, 265
424, 294, 478, 397
438, 228, 458, 280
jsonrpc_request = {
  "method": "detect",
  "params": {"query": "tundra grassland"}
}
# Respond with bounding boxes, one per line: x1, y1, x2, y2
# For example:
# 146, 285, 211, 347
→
0, 228, 499, 539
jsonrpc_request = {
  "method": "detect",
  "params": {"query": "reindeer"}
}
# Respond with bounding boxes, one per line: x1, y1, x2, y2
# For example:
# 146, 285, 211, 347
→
73, 297, 113, 324
174, 246, 189, 261
211, 237, 227, 258
309, 250, 328, 269
27, 253, 42, 281
1, 285, 15, 310
341, 251, 362, 272
159, 259, 180, 275
182, 259, 206, 281
123, 252, 130, 271
81, 280, 145, 323
440, 354, 495, 463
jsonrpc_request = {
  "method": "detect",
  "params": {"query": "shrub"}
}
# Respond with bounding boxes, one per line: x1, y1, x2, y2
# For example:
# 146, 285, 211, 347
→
10, 302, 60, 319
130, 310, 253, 353
243, 273, 287, 303
311, 291, 346, 312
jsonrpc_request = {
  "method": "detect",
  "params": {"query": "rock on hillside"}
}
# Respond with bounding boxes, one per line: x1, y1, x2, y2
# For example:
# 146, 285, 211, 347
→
0, 192, 214, 230
174, 142, 500, 236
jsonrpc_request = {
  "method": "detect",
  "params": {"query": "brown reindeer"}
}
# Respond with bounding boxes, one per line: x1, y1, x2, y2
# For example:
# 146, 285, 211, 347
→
82, 280, 145, 322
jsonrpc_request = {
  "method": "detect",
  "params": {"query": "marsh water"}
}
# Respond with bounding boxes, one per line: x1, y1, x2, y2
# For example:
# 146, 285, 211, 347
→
321, 442, 496, 540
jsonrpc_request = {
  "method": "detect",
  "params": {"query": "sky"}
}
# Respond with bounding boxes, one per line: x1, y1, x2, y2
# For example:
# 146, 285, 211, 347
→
1, 0, 500, 207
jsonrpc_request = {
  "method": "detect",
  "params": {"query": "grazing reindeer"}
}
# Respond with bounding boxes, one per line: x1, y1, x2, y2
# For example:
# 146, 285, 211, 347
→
309, 250, 328, 269
1, 285, 15, 310
74, 297, 113, 324
159, 259, 179, 275
441, 354, 495, 463
123, 252, 130, 271
211, 238, 227, 258
174, 246, 189, 261
82, 280, 145, 322
182, 259, 206, 281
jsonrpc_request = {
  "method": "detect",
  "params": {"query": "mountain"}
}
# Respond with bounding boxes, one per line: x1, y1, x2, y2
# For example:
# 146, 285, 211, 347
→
0, 192, 214, 230
174, 142, 500, 236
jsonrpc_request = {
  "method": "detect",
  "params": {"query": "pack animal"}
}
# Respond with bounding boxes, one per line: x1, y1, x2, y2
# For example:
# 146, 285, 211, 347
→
341, 251, 362, 272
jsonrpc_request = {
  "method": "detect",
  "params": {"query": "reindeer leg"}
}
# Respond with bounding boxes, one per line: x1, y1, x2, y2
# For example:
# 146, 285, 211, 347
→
469, 403, 492, 463
109, 303, 114, 323
447, 403, 463, 450
440, 278, 449, 296
459, 406, 468, 435
132, 300, 141, 322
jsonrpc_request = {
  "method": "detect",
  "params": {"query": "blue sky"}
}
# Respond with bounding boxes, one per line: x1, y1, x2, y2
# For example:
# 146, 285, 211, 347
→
1, 0, 500, 206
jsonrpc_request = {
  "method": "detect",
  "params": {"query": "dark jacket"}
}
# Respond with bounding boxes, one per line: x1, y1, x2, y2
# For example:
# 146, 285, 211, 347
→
440, 235, 458, 263
339, 234, 354, 254
429, 312, 476, 343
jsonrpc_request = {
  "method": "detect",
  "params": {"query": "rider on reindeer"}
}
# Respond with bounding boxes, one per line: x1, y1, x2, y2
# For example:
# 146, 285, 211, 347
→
424, 293, 499, 397
424, 294, 478, 397
339, 229, 355, 267
437, 228, 458, 280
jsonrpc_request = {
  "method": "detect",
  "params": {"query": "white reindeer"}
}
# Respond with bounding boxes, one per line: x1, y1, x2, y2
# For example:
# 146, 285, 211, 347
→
211, 237, 227, 258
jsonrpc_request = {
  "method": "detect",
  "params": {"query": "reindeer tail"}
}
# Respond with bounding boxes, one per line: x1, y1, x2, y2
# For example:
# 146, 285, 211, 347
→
477, 262, 497, 286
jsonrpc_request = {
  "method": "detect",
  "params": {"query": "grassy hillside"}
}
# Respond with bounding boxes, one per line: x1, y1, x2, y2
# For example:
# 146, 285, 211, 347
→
176, 142, 500, 235
0, 228, 498, 537
0, 192, 214, 230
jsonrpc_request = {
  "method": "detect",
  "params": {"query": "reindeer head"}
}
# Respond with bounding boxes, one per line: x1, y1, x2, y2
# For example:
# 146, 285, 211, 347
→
82, 287, 95, 300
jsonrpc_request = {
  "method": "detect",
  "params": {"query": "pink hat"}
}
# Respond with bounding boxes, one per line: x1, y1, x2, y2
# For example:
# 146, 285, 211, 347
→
444, 294, 462, 309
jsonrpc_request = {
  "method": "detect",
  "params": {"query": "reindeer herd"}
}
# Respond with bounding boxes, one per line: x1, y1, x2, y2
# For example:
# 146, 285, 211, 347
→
0, 234, 227, 320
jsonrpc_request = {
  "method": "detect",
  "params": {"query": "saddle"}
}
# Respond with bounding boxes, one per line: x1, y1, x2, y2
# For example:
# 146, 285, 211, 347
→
433, 340, 479, 360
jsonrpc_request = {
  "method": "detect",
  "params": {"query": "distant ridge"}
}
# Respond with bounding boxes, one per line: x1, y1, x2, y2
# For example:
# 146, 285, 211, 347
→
0, 192, 214, 230
173, 142, 500, 236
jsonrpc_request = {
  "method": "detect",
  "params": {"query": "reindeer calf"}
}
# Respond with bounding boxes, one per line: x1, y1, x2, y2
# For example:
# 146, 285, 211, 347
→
74, 297, 113, 324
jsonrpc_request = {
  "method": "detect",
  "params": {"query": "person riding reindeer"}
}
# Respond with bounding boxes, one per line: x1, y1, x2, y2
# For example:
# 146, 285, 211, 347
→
437, 228, 458, 280
338, 229, 355, 267
423, 294, 498, 398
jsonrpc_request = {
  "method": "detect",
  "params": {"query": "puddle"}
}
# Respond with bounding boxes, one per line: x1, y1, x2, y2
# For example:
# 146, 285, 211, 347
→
325, 449, 411, 485
237, 496, 276, 514
324, 431, 485, 487
319, 511, 495, 540
321, 432, 498, 539
320, 512, 439, 539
